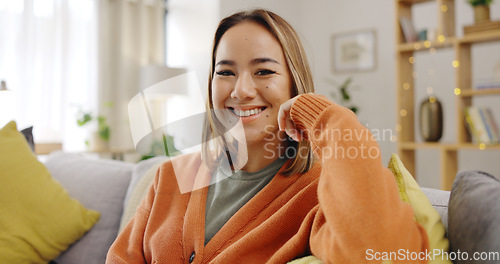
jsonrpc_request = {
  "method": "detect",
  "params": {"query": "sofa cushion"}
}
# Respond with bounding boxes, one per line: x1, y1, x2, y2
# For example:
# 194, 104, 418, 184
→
388, 154, 451, 263
44, 152, 134, 264
421, 187, 450, 231
0, 121, 100, 264
119, 156, 169, 232
448, 170, 500, 263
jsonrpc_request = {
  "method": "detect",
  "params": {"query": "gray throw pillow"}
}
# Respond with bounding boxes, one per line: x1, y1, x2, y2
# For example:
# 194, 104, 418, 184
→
44, 152, 134, 264
20, 126, 34, 151
448, 170, 500, 264
122, 156, 169, 209
119, 156, 168, 232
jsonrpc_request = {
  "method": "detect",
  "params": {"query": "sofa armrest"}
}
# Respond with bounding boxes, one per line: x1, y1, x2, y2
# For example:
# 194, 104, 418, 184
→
44, 152, 134, 264
421, 187, 450, 233
119, 156, 169, 232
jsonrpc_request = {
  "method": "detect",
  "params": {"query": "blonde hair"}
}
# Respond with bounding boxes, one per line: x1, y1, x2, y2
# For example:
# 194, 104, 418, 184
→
202, 9, 315, 175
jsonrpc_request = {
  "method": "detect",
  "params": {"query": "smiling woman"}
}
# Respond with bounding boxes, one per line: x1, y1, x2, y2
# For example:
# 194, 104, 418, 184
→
211, 22, 293, 172
107, 9, 430, 264
204, 10, 315, 176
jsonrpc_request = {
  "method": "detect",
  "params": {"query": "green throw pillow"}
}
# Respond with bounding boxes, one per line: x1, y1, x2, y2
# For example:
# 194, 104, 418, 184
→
388, 154, 452, 264
0, 121, 100, 263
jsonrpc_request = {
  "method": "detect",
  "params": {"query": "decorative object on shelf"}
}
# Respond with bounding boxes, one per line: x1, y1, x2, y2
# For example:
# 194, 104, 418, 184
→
76, 102, 113, 152
326, 77, 359, 115
419, 96, 443, 142
467, 0, 494, 23
331, 29, 376, 72
417, 29, 428, 41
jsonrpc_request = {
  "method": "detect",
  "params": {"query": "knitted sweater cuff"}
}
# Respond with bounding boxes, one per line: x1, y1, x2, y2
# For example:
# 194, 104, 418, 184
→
290, 94, 332, 135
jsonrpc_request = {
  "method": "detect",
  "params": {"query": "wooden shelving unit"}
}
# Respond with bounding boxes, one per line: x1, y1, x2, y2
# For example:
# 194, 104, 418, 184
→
460, 88, 500, 97
395, 0, 500, 190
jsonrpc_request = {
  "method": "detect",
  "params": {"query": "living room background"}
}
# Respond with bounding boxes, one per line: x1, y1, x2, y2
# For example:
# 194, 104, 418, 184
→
219, 0, 500, 189
0, 0, 499, 189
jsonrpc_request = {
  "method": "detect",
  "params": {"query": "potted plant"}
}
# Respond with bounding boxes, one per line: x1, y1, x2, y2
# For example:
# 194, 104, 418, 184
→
138, 133, 180, 161
326, 77, 359, 115
77, 108, 111, 151
467, 0, 494, 23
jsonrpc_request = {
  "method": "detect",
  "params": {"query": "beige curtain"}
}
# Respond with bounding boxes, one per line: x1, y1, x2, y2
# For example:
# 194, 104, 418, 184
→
0, 0, 99, 150
97, 0, 165, 150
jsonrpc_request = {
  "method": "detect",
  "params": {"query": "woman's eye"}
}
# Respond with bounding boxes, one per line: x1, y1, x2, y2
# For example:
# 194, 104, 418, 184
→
215, 70, 234, 76
256, 69, 276, 76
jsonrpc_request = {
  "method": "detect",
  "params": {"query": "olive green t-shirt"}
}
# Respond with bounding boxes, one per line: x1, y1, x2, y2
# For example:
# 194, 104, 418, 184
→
204, 158, 287, 245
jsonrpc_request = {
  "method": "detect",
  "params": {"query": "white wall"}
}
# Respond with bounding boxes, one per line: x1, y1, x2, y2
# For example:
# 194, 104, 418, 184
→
166, 0, 220, 91
219, 0, 500, 188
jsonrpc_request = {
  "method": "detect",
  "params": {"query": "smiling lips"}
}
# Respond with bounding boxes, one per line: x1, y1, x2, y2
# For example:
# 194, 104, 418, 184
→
229, 107, 266, 117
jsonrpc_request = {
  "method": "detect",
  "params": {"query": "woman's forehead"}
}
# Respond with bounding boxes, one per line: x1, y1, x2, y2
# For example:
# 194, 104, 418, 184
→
215, 22, 285, 64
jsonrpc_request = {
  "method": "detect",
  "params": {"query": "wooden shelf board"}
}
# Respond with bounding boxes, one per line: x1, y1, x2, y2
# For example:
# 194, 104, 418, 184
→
399, 142, 454, 150
83, 148, 137, 154
455, 143, 500, 150
397, 38, 455, 52
459, 31, 500, 44
399, 142, 500, 150
35, 142, 63, 155
460, 88, 500, 97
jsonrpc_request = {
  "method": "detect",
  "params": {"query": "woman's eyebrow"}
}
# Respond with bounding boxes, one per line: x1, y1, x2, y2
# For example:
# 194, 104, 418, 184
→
251, 57, 280, 65
215, 57, 280, 67
215, 60, 235, 66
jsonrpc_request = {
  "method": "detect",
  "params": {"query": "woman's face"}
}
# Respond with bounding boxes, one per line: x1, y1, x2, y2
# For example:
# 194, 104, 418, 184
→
212, 21, 292, 147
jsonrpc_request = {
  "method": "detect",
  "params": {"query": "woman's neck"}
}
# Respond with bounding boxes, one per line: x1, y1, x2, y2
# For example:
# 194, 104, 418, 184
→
239, 137, 288, 173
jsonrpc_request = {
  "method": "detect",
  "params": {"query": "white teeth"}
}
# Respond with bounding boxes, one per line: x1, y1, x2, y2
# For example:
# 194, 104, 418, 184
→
232, 107, 263, 117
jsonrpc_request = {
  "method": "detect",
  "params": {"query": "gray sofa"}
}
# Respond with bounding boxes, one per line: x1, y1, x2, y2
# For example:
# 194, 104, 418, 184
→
44, 152, 169, 264
44, 152, 497, 264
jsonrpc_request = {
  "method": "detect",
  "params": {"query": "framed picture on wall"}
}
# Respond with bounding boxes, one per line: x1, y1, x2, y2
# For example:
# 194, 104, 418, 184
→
331, 29, 376, 72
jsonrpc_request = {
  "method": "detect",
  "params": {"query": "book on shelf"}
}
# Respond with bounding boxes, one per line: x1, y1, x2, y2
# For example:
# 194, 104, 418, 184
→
484, 108, 500, 143
478, 107, 498, 143
476, 80, 500, 90
399, 16, 417, 43
465, 106, 500, 144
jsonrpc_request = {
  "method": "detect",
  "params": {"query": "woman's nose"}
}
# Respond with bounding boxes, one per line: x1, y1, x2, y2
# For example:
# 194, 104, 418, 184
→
231, 72, 257, 100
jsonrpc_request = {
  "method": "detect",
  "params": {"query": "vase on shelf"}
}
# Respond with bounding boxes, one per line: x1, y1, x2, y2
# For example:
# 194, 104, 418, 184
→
419, 96, 443, 142
474, 5, 490, 23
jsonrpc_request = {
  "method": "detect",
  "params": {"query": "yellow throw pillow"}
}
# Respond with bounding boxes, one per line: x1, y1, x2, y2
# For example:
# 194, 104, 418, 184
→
0, 121, 100, 263
388, 154, 451, 264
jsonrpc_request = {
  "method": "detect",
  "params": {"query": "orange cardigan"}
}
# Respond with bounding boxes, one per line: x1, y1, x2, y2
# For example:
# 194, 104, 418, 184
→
106, 94, 429, 263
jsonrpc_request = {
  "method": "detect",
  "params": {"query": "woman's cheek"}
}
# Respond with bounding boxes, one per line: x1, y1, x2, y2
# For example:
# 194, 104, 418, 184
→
211, 81, 226, 109
254, 78, 273, 89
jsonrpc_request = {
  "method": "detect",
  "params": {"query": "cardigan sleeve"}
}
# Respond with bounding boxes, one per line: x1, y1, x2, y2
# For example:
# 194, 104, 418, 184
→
290, 94, 429, 263
105, 168, 159, 264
